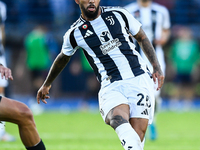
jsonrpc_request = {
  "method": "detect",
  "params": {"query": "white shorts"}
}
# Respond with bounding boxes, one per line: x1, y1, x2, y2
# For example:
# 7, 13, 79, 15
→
0, 56, 8, 87
98, 73, 155, 125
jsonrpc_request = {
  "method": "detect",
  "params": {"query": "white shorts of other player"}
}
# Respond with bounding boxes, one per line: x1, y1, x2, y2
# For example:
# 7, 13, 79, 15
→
0, 56, 8, 87
98, 72, 155, 125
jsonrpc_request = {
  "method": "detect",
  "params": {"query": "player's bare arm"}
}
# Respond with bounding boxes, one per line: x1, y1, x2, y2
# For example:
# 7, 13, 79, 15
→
0, 63, 13, 80
37, 53, 71, 104
43, 52, 71, 86
133, 27, 164, 90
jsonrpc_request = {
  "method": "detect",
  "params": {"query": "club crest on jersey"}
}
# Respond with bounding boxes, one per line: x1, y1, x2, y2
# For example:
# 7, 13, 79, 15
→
106, 16, 115, 25
99, 31, 122, 55
82, 24, 88, 29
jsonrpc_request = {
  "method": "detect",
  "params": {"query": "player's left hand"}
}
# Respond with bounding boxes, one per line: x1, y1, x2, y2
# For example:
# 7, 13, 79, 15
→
37, 85, 51, 104
152, 70, 165, 91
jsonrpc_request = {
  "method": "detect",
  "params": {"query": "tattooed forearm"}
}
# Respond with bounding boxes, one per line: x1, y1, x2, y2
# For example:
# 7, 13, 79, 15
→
44, 53, 71, 86
140, 38, 160, 67
134, 28, 161, 73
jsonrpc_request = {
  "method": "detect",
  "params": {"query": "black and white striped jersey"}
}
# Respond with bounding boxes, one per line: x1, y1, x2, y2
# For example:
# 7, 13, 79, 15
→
125, 2, 170, 45
124, 2, 170, 74
62, 6, 149, 87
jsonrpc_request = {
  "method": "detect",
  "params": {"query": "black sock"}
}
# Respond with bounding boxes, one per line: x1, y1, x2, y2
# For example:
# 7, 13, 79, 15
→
26, 140, 46, 150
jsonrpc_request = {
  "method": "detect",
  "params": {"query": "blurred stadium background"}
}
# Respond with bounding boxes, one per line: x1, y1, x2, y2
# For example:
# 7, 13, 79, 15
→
1, 0, 200, 149
3, 0, 200, 110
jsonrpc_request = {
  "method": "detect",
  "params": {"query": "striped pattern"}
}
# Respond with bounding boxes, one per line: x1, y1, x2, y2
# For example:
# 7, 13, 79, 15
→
62, 6, 149, 87
125, 2, 171, 51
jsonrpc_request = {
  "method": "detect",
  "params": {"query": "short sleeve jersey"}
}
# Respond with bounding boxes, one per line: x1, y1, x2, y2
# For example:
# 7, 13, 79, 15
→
125, 2, 170, 75
62, 6, 149, 87
125, 2, 170, 44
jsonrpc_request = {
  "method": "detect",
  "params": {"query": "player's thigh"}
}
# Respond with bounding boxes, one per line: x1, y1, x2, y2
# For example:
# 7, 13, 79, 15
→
99, 83, 130, 123
106, 104, 130, 124
0, 97, 30, 123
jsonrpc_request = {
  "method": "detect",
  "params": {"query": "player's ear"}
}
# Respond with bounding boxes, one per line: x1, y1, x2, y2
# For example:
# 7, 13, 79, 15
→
75, 0, 79, 4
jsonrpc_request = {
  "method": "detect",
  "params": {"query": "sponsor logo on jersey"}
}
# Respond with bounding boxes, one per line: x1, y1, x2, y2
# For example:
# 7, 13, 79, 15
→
84, 30, 93, 38
99, 31, 122, 55
100, 31, 111, 42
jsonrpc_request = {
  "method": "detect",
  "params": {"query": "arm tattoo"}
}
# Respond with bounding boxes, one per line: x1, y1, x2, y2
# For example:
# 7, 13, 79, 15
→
134, 28, 161, 73
44, 53, 71, 86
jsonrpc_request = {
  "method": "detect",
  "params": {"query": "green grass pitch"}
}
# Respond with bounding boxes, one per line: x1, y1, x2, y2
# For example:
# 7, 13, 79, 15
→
1, 111, 200, 150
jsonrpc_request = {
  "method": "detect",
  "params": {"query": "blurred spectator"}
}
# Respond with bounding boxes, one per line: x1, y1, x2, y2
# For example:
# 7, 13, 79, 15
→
24, 25, 51, 98
168, 26, 200, 102
24, 24, 59, 113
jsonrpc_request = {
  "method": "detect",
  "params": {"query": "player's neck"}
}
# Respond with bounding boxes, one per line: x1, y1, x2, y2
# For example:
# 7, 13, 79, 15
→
138, 1, 152, 7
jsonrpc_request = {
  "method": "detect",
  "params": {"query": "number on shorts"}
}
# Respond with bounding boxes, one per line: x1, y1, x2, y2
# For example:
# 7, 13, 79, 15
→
137, 93, 151, 108
137, 93, 144, 106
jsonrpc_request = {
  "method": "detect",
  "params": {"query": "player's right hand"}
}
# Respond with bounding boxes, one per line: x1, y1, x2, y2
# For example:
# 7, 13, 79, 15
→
0, 65, 13, 80
152, 69, 165, 91
37, 85, 51, 104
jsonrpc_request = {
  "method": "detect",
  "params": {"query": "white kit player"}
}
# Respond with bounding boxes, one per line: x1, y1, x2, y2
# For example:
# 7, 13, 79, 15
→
125, 0, 171, 140
37, 0, 164, 149
0, 1, 7, 93
0, 1, 15, 141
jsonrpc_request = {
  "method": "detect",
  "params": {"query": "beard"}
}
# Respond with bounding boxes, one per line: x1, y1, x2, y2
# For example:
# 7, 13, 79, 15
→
80, 4, 100, 20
